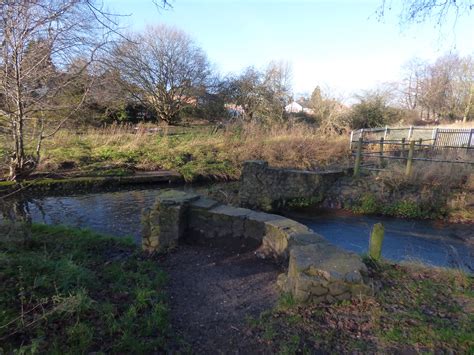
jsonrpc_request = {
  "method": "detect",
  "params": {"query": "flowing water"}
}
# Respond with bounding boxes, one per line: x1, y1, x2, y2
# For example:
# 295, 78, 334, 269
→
1, 187, 472, 271
288, 209, 473, 271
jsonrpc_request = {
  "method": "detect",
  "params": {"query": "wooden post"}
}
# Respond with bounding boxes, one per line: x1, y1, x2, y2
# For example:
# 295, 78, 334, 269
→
405, 140, 415, 176
369, 223, 385, 261
401, 137, 406, 157
408, 125, 414, 140
467, 128, 473, 152
383, 125, 388, 140
432, 128, 438, 147
349, 130, 354, 149
379, 137, 385, 168
353, 137, 363, 177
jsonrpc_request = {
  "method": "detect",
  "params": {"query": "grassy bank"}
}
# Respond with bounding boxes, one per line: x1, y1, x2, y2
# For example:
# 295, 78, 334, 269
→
249, 261, 474, 353
0, 224, 169, 353
348, 163, 474, 222
1, 122, 349, 182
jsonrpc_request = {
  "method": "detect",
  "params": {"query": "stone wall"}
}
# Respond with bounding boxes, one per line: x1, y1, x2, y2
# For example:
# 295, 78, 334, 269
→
238, 160, 473, 221
239, 160, 346, 211
143, 190, 371, 303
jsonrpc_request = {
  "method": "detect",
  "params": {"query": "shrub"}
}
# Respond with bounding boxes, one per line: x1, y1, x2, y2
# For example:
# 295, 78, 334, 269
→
352, 193, 380, 214
383, 200, 424, 218
347, 93, 402, 129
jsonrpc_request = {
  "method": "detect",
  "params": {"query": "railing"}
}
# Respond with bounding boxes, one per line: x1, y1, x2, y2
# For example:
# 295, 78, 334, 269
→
350, 126, 474, 150
351, 135, 474, 177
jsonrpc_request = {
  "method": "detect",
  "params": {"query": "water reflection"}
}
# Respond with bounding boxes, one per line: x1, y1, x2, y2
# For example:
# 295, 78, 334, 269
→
1, 188, 473, 271
0, 199, 33, 224
29, 189, 166, 241
289, 210, 473, 272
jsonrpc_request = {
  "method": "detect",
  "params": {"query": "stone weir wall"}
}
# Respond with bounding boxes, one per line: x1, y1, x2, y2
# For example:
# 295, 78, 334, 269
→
239, 160, 347, 211
142, 190, 371, 303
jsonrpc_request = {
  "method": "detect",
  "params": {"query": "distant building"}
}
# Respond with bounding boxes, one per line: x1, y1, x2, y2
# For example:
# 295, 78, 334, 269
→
285, 101, 303, 113
285, 101, 315, 115
225, 103, 245, 118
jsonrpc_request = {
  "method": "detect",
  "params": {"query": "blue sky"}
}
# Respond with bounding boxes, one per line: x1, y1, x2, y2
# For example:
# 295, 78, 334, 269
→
107, 0, 474, 99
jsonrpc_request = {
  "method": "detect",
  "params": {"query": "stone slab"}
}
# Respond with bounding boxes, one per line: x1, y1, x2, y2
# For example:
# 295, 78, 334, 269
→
209, 205, 253, 218
157, 190, 200, 205
189, 197, 220, 210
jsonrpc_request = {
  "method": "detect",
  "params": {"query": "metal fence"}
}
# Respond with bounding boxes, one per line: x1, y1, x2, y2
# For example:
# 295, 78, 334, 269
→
350, 126, 474, 150
349, 126, 474, 176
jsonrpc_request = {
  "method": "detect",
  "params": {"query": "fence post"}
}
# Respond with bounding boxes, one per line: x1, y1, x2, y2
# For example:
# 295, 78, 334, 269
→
468, 128, 473, 152
379, 137, 385, 168
432, 128, 438, 147
405, 140, 415, 176
383, 125, 388, 140
353, 137, 363, 177
349, 130, 354, 149
408, 125, 413, 140
369, 223, 385, 261
401, 137, 406, 157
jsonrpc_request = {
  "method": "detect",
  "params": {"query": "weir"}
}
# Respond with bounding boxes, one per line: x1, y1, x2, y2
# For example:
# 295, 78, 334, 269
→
142, 190, 372, 303
239, 160, 347, 211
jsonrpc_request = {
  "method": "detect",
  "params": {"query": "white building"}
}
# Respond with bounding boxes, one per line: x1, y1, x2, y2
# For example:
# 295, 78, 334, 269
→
285, 101, 303, 113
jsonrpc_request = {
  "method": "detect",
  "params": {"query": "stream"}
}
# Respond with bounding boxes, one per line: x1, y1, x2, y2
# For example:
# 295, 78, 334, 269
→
1, 187, 472, 271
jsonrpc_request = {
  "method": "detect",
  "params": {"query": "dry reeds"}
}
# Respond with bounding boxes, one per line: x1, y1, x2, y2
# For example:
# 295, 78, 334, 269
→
377, 160, 473, 190
225, 120, 350, 170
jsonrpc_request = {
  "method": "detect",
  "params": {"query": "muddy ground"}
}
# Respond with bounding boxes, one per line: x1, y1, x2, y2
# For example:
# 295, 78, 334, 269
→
160, 245, 281, 353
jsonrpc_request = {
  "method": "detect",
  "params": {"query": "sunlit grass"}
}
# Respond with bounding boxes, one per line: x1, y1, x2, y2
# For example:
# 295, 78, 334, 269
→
22, 121, 350, 181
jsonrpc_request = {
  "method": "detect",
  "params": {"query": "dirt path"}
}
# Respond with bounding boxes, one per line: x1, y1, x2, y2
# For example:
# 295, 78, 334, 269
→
160, 245, 281, 353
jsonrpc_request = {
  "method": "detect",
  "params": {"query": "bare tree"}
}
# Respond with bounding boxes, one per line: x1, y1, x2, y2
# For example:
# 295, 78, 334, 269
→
260, 61, 292, 121
399, 54, 474, 121
226, 67, 263, 121
227, 62, 292, 122
0, 0, 115, 180
112, 25, 211, 125
153, 0, 173, 8
308, 86, 348, 134
377, 0, 473, 28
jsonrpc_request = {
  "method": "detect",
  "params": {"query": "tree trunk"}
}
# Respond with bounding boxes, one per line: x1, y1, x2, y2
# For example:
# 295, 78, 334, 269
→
9, 51, 27, 181
463, 85, 473, 123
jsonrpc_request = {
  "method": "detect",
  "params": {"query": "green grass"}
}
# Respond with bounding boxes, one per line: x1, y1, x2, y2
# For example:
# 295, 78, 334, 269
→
42, 129, 242, 182
0, 224, 170, 353
351, 192, 447, 219
248, 262, 474, 353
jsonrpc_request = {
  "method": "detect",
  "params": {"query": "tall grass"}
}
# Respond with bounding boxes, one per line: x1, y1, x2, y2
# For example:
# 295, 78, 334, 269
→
377, 161, 472, 189
225, 121, 350, 170
33, 121, 350, 181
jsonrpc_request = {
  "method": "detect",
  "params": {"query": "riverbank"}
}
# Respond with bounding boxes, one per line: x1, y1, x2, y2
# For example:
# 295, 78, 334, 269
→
0, 170, 183, 197
0, 122, 349, 183
248, 260, 473, 353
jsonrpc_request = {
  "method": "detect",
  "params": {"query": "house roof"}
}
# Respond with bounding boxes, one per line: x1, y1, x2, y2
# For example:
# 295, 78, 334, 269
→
285, 101, 303, 112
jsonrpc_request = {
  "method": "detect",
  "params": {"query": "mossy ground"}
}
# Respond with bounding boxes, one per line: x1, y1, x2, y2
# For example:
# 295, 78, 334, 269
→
0, 224, 170, 353
247, 261, 473, 353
